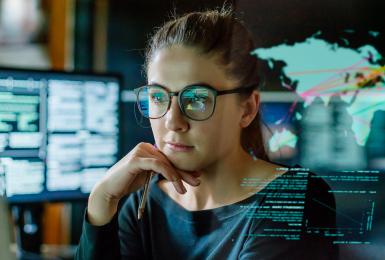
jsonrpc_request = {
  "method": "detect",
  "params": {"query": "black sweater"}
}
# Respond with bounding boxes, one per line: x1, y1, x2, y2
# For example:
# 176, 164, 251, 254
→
75, 166, 339, 259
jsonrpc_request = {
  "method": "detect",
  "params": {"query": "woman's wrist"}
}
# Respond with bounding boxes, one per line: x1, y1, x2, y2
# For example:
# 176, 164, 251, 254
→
87, 181, 120, 226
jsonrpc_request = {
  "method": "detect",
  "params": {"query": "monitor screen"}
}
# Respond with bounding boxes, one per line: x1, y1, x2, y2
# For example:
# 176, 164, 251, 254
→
0, 68, 121, 203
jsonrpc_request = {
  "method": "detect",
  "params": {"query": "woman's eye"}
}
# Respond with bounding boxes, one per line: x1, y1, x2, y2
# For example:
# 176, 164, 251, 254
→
150, 93, 167, 103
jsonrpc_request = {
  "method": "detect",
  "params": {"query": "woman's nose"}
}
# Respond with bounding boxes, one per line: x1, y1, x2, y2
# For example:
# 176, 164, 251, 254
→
164, 96, 189, 132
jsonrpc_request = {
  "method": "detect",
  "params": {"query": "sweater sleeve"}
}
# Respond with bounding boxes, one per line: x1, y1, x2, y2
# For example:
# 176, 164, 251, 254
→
75, 193, 146, 260
74, 208, 121, 260
239, 172, 340, 260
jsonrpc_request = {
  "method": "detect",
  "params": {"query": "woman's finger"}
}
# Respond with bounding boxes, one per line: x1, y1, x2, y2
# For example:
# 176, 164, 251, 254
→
136, 157, 187, 194
178, 170, 201, 186
140, 143, 201, 187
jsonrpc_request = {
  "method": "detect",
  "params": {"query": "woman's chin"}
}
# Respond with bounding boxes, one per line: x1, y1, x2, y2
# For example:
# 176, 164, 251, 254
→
166, 156, 200, 172
161, 147, 207, 172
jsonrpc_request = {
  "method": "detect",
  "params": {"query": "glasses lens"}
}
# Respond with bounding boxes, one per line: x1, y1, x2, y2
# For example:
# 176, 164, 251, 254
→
181, 86, 215, 120
137, 86, 169, 118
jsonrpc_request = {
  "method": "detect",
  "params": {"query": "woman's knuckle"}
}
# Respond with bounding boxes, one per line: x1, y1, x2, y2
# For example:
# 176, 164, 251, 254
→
130, 152, 140, 160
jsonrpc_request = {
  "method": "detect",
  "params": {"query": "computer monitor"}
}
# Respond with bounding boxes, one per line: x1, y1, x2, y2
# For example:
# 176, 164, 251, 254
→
0, 68, 122, 203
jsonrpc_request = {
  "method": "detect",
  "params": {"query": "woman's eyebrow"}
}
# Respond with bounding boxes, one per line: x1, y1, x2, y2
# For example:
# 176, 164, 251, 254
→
148, 81, 217, 90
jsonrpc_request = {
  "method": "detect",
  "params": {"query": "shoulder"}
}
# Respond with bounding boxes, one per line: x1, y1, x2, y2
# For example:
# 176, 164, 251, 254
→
278, 165, 337, 228
271, 164, 334, 205
259, 164, 337, 227
277, 165, 335, 210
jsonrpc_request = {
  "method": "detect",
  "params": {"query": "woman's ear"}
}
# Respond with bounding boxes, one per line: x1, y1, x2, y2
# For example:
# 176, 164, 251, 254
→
239, 91, 260, 128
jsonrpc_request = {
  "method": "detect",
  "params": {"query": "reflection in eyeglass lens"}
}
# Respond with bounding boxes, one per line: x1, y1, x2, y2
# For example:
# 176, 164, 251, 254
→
182, 88, 214, 120
182, 88, 211, 111
138, 86, 216, 120
147, 87, 168, 117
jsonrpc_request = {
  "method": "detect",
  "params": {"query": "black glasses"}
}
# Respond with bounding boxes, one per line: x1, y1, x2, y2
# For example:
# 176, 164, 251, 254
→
133, 83, 256, 121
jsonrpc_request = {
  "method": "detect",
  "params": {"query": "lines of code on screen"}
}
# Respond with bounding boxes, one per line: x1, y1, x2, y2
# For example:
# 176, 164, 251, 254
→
238, 167, 384, 245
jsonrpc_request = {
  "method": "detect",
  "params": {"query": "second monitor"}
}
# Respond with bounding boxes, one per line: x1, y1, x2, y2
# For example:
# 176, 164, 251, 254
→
0, 68, 122, 203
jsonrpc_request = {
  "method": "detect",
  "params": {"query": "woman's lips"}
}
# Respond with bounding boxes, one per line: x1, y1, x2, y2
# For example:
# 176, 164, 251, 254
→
165, 142, 194, 152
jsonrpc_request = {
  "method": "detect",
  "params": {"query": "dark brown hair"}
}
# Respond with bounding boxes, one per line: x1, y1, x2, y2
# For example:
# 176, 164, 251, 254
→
143, 6, 269, 161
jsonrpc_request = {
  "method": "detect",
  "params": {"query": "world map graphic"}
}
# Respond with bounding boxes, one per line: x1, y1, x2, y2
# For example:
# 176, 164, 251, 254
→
251, 32, 385, 153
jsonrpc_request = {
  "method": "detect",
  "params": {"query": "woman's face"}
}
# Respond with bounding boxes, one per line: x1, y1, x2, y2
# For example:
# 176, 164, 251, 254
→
147, 45, 248, 172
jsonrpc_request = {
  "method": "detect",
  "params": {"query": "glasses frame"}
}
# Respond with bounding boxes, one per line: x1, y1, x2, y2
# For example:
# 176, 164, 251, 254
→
133, 83, 257, 121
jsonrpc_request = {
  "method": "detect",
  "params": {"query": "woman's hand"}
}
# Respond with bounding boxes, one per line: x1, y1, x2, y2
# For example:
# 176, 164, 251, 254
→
87, 142, 201, 226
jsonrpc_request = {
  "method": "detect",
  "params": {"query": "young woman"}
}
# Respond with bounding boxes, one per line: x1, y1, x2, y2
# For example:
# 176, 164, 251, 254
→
76, 7, 338, 260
